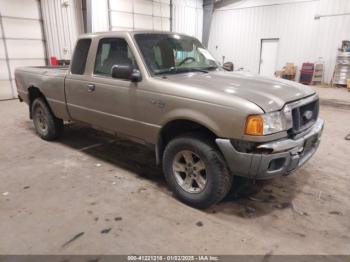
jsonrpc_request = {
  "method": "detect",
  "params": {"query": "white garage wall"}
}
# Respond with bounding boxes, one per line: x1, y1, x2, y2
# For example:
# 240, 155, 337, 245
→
0, 0, 84, 100
90, 0, 204, 41
0, 0, 46, 100
208, 0, 350, 83
91, 0, 171, 32
172, 0, 203, 41
314, 0, 350, 83
91, 0, 109, 32
41, 0, 84, 60
110, 0, 171, 31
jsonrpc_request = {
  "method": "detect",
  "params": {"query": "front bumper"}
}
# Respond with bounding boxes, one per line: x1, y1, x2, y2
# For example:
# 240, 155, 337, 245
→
216, 118, 324, 179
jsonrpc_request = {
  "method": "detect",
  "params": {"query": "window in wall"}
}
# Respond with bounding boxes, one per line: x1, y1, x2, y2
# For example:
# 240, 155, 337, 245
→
94, 38, 138, 76
71, 39, 91, 75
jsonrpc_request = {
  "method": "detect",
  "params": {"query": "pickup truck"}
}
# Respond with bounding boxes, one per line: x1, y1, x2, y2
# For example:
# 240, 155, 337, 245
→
15, 31, 324, 208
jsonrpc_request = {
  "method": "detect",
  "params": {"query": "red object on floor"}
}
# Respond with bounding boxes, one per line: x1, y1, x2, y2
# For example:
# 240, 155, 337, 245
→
50, 56, 58, 66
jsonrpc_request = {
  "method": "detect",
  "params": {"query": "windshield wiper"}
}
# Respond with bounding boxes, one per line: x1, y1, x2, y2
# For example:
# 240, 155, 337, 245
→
205, 66, 219, 71
154, 67, 210, 75
168, 67, 209, 74
154, 71, 170, 75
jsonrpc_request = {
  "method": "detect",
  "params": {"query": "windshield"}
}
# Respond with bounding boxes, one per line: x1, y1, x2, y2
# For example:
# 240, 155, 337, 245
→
134, 33, 219, 75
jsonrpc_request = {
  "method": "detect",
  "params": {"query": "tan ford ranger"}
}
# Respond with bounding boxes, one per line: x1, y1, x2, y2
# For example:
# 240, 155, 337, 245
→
15, 31, 324, 208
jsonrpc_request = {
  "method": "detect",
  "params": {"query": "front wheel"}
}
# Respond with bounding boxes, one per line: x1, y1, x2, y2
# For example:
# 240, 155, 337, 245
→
163, 134, 233, 209
32, 97, 63, 141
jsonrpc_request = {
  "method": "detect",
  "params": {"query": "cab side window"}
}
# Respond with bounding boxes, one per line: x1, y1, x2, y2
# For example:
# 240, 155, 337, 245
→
71, 38, 91, 75
94, 38, 138, 76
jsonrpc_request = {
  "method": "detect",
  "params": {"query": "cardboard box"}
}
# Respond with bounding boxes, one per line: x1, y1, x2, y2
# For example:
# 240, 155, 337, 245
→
284, 63, 296, 75
275, 70, 283, 78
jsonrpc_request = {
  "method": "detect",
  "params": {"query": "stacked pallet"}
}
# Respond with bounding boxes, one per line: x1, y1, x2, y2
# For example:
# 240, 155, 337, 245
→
312, 63, 324, 85
332, 52, 350, 87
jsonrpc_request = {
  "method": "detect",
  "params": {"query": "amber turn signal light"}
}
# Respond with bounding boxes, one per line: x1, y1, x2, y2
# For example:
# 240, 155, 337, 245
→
245, 115, 264, 136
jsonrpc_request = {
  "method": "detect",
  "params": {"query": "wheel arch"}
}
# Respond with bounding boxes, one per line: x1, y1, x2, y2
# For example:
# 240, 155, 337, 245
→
27, 86, 53, 119
155, 118, 219, 165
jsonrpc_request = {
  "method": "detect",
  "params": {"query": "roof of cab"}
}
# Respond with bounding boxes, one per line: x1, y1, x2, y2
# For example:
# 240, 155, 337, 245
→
79, 30, 193, 39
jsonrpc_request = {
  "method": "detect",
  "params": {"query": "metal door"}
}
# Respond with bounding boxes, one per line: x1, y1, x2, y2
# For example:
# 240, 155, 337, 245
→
259, 39, 279, 77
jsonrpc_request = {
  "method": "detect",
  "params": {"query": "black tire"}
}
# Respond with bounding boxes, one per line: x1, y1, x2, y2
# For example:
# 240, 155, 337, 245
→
225, 176, 259, 200
31, 97, 63, 141
163, 134, 233, 209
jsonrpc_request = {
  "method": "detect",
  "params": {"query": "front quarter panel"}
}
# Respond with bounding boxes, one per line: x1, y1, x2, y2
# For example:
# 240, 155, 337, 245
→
135, 77, 264, 143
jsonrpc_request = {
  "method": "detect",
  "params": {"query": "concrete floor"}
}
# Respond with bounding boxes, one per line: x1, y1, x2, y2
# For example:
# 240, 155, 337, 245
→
0, 87, 349, 255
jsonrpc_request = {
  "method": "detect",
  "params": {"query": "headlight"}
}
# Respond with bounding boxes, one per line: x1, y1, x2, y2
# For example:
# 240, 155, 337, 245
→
245, 105, 293, 136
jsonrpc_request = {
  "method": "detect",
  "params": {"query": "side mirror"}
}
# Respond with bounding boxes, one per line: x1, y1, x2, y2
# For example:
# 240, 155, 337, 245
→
130, 69, 142, 82
111, 65, 142, 82
223, 62, 234, 71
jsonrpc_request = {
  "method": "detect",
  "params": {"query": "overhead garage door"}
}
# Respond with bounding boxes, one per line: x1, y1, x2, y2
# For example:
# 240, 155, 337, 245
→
109, 0, 171, 31
0, 0, 46, 100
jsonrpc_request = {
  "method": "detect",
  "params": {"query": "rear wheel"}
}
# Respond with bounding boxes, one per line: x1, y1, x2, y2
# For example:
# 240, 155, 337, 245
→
163, 134, 232, 209
32, 98, 63, 141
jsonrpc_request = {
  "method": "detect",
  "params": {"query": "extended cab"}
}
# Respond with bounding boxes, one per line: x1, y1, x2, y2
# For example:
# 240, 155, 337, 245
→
15, 31, 324, 208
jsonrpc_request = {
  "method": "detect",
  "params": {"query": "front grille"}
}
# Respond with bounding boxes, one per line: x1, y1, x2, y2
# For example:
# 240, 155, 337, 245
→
291, 99, 319, 134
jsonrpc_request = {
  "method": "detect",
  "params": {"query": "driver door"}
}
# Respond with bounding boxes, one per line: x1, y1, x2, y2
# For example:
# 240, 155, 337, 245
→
65, 37, 140, 137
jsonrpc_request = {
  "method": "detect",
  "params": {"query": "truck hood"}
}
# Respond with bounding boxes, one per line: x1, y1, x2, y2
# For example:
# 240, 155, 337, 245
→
163, 71, 315, 112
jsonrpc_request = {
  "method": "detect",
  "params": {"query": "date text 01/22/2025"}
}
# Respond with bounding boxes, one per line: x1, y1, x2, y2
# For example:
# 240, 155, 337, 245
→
127, 255, 220, 261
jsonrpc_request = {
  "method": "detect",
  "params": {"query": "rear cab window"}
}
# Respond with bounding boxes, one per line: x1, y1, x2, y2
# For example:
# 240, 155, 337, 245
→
70, 38, 92, 75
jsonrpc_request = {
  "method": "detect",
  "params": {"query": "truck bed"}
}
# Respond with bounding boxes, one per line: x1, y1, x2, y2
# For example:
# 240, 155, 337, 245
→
16, 65, 69, 77
15, 65, 70, 121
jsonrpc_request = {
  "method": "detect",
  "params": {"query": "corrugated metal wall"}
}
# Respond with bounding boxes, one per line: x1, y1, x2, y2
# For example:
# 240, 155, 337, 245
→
172, 0, 203, 41
41, 0, 84, 60
208, 0, 350, 83
314, 0, 350, 83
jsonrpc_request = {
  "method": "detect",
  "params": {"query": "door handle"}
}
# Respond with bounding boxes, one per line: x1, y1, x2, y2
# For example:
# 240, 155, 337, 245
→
87, 84, 95, 92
